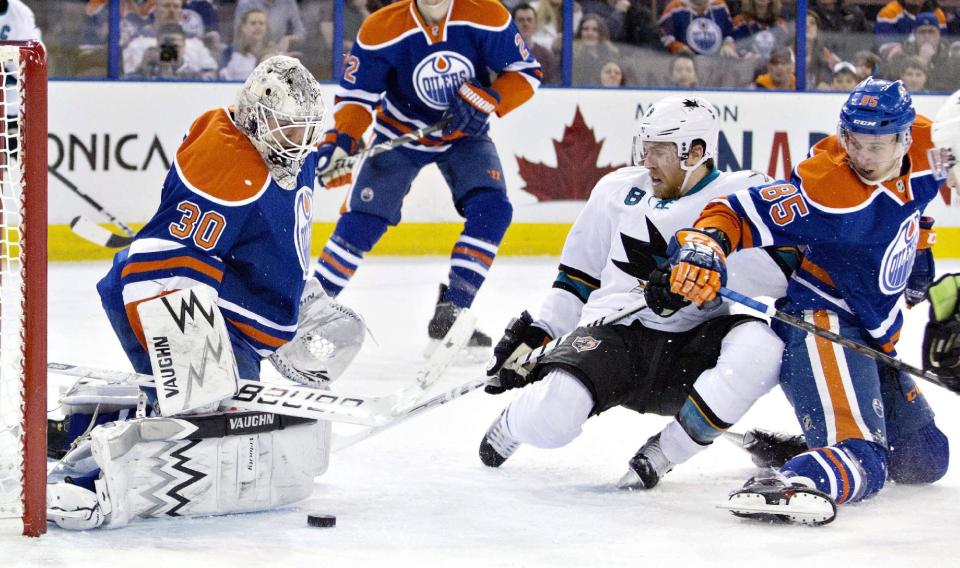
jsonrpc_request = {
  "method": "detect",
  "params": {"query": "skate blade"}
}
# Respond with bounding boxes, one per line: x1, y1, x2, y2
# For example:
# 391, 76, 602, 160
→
721, 491, 836, 526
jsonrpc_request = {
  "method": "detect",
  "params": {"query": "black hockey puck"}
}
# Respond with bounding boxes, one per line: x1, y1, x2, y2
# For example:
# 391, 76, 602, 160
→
307, 514, 336, 528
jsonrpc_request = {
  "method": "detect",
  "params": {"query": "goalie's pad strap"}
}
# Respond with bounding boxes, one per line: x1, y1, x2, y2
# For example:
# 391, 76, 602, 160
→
90, 412, 331, 527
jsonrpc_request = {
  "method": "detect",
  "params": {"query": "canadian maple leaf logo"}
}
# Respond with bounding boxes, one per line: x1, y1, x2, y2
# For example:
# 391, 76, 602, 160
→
516, 106, 628, 201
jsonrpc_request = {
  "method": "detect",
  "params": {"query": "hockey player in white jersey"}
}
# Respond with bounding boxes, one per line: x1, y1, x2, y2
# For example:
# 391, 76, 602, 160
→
479, 95, 794, 488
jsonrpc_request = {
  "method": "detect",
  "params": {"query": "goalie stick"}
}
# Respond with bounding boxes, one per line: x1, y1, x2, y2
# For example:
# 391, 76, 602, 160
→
48, 362, 402, 426
716, 287, 953, 390
50, 167, 136, 248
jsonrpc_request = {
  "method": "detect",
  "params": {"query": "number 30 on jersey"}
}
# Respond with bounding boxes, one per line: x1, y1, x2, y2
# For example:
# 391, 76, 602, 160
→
169, 200, 226, 250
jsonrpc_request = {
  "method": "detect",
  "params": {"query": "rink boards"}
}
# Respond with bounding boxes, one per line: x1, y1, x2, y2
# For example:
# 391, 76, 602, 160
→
45, 83, 960, 259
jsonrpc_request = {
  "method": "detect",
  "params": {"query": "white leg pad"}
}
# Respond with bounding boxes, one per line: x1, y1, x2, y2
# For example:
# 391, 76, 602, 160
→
504, 369, 594, 449
87, 412, 330, 528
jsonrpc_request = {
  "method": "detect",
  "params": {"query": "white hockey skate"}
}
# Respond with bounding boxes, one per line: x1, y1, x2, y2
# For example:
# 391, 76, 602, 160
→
725, 470, 837, 526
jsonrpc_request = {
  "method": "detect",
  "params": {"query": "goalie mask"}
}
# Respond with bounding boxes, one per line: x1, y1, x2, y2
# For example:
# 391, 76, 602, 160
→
633, 96, 720, 192
930, 88, 960, 183
235, 55, 325, 189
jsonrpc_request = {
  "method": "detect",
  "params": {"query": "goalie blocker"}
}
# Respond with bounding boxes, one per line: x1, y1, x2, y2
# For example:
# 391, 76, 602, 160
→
47, 410, 331, 530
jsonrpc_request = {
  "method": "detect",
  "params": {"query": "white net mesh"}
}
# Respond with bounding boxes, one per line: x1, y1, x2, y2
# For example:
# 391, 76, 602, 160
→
0, 44, 27, 522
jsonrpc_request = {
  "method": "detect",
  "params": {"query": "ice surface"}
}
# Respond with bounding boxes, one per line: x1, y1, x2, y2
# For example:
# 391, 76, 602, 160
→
3, 258, 960, 566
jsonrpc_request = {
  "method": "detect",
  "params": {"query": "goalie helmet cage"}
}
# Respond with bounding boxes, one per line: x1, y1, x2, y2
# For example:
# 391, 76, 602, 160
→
0, 41, 47, 538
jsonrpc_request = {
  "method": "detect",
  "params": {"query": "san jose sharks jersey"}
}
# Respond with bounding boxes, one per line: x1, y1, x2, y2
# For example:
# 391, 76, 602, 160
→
328, 0, 541, 153
694, 116, 945, 355
98, 107, 319, 357
536, 166, 790, 337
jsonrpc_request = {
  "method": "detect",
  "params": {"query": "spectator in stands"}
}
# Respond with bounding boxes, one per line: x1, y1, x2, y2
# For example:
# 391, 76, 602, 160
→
573, 14, 620, 83
891, 12, 960, 91
805, 10, 840, 89
86, 0, 154, 42
124, 0, 220, 76
875, 0, 947, 60
669, 52, 699, 87
731, 0, 790, 61
659, 0, 738, 57
599, 59, 626, 85
234, 0, 306, 53
573, 14, 620, 84
899, 56, 929, 91
827, 60, 859, 90
812, 0, 870, 35
513, 4, 560, 84
220, 8, 278, 80
582, 0, 658, 48
128, 22, 218, 79
752, 45, 794, 89
853, 49, 881, 80
533, 0, 582, 52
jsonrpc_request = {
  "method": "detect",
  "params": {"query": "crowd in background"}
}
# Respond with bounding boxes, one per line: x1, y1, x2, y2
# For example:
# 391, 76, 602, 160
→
22, 0, 960, 92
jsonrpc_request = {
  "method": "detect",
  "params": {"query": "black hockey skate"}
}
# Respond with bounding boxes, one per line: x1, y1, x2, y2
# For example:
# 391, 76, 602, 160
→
479, 411, 520, 467
618, 434, 674, 490
726, 470, 837, 526
725, 429, 808, 469
426, 284, 492, 360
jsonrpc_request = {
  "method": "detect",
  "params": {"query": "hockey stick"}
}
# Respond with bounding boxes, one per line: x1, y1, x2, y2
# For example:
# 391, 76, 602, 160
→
49, 167, 137, 248
717, 286, 952, 389
47, 362, 406, 427
512, 297, 649, 369
360, 115, 452, 160
333, 378, 486, 452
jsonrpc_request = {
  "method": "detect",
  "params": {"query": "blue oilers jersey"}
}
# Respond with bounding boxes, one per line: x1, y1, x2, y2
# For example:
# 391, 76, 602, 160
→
99, 108, 319, 357
696, 116, 945, 355
328, 0, 541, 153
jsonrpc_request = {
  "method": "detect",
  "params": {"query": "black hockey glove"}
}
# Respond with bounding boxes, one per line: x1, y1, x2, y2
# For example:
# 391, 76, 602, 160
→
922, 274, 960, 392
644, 261, 690, 317
485, 310, 551, 395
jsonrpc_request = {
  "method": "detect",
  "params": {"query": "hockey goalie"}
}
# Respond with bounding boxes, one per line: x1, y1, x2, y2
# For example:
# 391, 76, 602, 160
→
46, 56, 366, 530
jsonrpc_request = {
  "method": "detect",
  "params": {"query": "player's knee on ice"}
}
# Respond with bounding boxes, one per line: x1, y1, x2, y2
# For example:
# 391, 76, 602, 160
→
505, 369, 594, 448
888, 421, 950, 485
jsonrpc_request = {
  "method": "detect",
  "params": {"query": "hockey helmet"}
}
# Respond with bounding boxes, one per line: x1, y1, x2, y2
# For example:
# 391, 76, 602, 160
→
930, 88, 960, 182
235, 55, 325, 188
838, 78, 915, 182
633, 96, 720, 169
839, 77, 915, 137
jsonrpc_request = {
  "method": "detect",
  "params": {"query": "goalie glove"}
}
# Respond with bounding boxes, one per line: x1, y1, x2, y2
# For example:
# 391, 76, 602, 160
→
316, 131, 358, 189
485, 310, 551, 395
270, 279, 365, 387
922, 274, 960, 392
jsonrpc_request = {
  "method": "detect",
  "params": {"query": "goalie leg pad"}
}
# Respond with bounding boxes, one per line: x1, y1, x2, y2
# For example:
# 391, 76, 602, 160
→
88, 411, 331, 528
137, 287, 240, 415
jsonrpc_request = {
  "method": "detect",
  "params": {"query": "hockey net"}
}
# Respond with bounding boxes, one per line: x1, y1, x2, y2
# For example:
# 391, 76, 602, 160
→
0, 41, 47, 538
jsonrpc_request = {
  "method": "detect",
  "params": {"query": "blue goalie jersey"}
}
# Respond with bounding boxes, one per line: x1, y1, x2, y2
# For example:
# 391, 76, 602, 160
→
98, 107, 319, 358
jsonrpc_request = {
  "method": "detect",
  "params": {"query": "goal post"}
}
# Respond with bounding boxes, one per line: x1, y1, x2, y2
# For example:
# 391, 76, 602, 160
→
0, 40, 47, 538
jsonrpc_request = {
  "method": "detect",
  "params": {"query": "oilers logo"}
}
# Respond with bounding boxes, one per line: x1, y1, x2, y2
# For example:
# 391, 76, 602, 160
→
879, 212, 920, 295
413, 51, 475, 110
685, 17, 723, 54
294, 187, 313, 275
